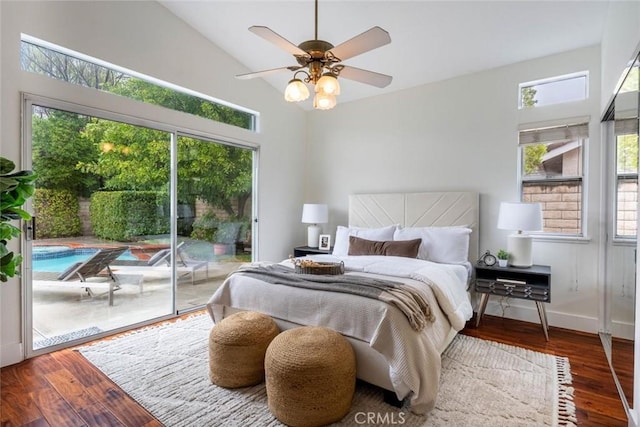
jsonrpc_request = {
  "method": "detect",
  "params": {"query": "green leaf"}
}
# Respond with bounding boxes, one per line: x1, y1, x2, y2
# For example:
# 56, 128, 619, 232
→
0, 158, 15, 175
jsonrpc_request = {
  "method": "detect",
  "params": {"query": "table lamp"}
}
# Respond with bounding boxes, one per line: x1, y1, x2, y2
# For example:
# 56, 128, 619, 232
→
301, 204, 328, 248
497, 202, 543, 268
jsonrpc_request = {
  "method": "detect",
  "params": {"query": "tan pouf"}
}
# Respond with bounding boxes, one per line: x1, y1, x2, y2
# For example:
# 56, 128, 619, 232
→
209, 311, 279, 388
265, 326, 356, 427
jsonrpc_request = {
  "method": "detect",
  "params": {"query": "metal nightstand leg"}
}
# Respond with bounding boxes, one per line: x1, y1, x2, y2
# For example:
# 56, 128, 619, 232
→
475, 293, 490, 327
535, 301, 549, 341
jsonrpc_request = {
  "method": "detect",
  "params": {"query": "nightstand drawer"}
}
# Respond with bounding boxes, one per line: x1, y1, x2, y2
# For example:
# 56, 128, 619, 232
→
475, 279, 549, 302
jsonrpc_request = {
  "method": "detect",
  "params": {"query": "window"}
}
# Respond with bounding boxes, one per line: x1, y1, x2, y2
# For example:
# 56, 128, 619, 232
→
519, 122, 588, 236
519, 72, 588, 109
614, 118, 639, 239
20, 34, 257, 131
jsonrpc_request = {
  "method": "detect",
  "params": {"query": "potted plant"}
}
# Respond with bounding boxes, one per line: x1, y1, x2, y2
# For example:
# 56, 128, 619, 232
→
213, 220, 242, 256
190, 211, 219, 243
1, 157, 36, 282
497, 249, 509, 267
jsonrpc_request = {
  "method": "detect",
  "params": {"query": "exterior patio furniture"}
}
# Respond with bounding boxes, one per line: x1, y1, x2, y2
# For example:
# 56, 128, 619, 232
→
147, 242, 209, 285
57, 247, 128, 306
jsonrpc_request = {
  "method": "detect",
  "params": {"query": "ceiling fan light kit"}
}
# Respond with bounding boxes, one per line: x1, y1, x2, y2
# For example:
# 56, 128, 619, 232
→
284, 77, 310, 102
237, 0, 392, 110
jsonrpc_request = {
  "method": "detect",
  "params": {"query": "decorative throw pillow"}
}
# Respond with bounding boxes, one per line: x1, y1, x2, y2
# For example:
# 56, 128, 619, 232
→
332, 224, 398, 256
348, 236, 422, 258
394, 226, 471, 264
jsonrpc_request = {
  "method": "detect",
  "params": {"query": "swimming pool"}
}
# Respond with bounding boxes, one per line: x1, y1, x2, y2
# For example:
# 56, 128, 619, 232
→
32, 246, 137, 272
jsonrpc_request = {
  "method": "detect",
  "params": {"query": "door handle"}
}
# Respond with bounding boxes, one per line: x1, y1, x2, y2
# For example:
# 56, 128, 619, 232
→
26, 216, 36, 241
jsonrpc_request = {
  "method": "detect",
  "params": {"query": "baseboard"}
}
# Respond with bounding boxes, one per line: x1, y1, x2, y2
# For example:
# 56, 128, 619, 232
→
482, 299, 599, 335
1, 342, 24, 368
611, 320, 635, 341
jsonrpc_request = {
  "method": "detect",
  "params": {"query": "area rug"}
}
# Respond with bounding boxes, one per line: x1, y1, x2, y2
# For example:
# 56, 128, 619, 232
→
77, 314, 576, 426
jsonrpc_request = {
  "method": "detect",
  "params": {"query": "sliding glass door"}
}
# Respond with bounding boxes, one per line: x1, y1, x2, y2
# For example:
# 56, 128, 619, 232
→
26, 102, 175, 354
175, 134, 254, 311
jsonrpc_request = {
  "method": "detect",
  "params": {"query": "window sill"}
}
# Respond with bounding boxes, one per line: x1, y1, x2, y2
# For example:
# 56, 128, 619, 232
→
612, 238, 636, 247
531, 235, 592, 244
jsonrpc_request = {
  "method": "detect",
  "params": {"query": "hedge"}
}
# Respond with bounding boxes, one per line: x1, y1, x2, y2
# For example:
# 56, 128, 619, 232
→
90, 191, 169, 241
33, 189, 81, 238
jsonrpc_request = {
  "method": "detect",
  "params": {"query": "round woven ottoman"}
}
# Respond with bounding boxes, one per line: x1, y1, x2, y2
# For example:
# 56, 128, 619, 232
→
265, 326, 356, 427
208, 311, 279, 388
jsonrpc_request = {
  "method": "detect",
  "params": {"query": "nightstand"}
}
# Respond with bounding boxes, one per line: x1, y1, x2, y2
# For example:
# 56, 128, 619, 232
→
475, 264, 551, 341
293, 246, 333, 257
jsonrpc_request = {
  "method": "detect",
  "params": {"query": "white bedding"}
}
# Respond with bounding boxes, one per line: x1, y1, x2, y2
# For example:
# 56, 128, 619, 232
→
206, 255, 473, 414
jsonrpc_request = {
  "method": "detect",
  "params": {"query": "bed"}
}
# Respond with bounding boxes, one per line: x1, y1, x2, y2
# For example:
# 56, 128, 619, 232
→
206, 191, 478, 414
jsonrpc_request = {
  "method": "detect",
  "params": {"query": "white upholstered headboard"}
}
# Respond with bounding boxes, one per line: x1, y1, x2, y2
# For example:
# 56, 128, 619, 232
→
348, 192, 480, 263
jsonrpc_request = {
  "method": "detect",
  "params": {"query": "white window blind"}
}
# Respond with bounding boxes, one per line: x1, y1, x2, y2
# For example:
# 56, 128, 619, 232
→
615, 118, 639, 136
519, 123, 589, 145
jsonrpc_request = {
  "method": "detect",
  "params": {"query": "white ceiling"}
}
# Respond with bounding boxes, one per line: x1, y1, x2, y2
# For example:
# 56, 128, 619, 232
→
160, 1, 610, 109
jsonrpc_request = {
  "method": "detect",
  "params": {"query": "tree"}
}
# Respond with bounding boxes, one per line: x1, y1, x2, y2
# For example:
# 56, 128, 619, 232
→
32, 109, 101, 197
521, 87, 538, 108
523, 144, 547, 175
617, 134, 639, 173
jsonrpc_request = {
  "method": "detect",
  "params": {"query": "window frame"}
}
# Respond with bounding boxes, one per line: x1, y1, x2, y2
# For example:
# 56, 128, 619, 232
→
517, 122, 589, 240
518, 71, 589, 110
20, 33, 259, 132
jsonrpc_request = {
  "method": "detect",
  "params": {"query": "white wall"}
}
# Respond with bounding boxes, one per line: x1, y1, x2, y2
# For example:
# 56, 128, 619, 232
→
306, 45, 604, 334
0, 0, 306, 366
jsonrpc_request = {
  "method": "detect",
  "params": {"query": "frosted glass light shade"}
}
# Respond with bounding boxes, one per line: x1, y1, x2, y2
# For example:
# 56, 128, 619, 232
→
316, 74, 341, 95
284, 79, 309, 102
313, 93, 337, 110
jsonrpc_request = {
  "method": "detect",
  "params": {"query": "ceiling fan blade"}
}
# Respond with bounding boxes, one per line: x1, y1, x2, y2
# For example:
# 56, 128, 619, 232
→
236, 66, 302, 80
328, 26, 391, 61
338, 66, 392, 88
249, 26, 309, 57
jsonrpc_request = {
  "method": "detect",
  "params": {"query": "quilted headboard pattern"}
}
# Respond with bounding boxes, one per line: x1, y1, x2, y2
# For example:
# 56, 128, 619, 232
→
349, 192, 479, 263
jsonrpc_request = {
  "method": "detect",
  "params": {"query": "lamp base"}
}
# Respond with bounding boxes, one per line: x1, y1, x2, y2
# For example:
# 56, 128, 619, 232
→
507, 234, 533, 268
307, 224, 321, 248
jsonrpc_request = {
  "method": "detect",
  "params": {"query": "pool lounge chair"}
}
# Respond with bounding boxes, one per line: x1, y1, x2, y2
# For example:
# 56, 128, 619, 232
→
57, 247, 128, 306
147, 242, 209, 285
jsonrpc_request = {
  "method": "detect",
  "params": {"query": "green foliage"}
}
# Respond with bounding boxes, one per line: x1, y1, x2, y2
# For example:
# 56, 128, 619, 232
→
0, 157, 36, 282
523, 144, 547, 175
191, 211, 219, 242
33, 189, 81, 238
617, 134, 639, 174
497, 249, 509, 260
521, 87, 538, 108
90, 191, 169, 241
32, 109, 100, 197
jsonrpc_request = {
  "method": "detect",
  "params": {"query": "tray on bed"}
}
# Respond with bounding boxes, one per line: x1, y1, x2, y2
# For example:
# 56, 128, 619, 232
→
294, 261, 344, 275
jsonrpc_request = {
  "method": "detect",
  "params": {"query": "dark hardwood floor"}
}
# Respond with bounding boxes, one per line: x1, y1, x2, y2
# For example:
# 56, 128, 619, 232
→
1, 312, 629, 426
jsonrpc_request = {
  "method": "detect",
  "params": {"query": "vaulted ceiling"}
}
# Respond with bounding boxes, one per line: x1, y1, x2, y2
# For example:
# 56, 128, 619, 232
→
160, 1, 610, 109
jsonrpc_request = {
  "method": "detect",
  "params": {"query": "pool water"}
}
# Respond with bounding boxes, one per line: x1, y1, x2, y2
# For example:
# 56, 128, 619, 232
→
32, 246, 137, 272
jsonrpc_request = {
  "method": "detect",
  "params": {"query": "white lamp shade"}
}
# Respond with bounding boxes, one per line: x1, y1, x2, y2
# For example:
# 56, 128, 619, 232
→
497, 202, 543, 232
301, 204, 328, 224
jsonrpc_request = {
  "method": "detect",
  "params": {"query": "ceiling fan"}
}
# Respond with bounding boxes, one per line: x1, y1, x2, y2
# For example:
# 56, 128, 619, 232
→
236, 0, 392, 110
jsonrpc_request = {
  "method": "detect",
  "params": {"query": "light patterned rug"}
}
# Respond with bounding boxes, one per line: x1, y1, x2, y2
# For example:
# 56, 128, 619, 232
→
77, 314, 576, 426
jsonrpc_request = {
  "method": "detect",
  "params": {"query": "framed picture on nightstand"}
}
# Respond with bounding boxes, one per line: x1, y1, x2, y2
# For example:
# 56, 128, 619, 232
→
318, 234, 331, 250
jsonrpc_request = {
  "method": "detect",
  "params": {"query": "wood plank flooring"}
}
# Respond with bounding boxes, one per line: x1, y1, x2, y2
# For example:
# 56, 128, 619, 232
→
1, 312, 630, 426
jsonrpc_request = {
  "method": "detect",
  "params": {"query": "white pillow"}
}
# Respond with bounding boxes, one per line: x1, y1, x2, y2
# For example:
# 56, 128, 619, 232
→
394, 226, 471, 264
332, 225, 398, 256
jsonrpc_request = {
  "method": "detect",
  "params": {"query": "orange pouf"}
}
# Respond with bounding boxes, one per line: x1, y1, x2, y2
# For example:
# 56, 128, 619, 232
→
208, 311, 279, 388
265, 326, 356, 427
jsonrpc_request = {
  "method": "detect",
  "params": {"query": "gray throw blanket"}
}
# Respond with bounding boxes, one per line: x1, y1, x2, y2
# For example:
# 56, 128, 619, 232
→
231, 264, 434, 331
